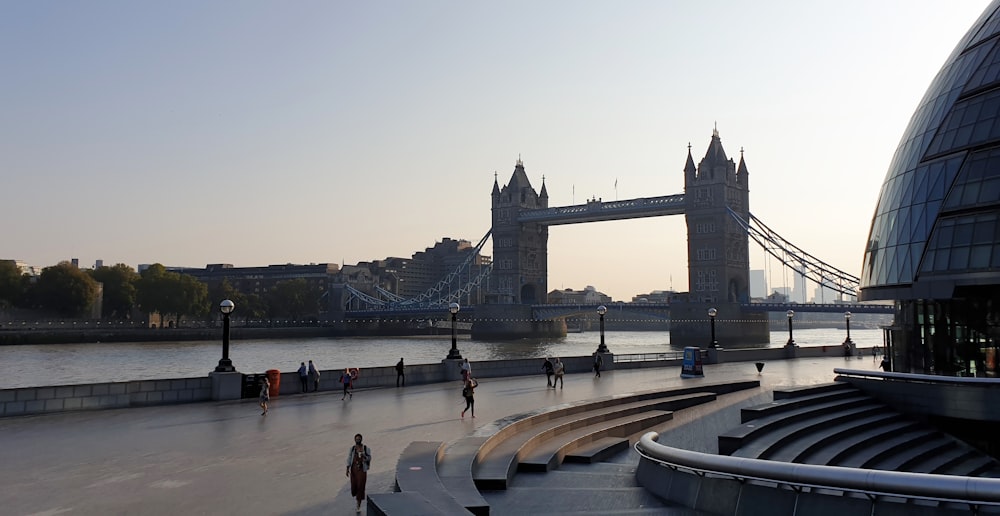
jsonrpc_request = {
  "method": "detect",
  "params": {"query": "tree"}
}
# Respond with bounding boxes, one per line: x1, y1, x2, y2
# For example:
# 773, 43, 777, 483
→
89, 263, 139, 319
136, 264, 210, 326
33, 262, 100, 317
207, 279, 267, 321
266, 278, 319, 320
0, 261, 27, 311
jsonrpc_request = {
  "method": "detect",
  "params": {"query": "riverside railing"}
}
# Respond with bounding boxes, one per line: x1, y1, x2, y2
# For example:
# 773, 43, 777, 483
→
635, 432, 1000, 511
612, 351, 686, 363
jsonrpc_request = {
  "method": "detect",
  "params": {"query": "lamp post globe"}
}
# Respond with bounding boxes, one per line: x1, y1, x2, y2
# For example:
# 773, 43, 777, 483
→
844, 311, 853, 340
596, 305, 609, 353
447, 302, 463, 360
708, 307, 718, 348
785, 309, 796, 348
215, 299, 236, 372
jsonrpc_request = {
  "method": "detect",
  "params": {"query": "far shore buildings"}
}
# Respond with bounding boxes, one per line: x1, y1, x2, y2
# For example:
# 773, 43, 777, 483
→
172, 236, 492, 314
547, 285, 612, 305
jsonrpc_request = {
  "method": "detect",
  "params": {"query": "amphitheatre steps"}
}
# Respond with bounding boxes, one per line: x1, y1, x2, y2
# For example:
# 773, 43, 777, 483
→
371, 379, 759, 515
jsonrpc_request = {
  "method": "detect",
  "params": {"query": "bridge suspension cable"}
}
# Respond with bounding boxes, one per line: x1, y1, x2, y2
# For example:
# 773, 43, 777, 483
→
728, 208, 859, 298
343, 229, 493, 310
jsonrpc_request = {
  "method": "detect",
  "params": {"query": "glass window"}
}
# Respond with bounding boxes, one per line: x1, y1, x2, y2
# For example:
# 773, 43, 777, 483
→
954, 221, 974, 245
970, 245, 992, 268
951, 247, 971, 269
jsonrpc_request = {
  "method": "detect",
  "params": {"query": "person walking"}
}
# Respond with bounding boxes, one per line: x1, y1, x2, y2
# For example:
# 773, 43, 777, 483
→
297, 362, 308, 393
395, 358, 405, 387
461, 377, 479, 418
340, 368, 353, 400
542, 357, 554, 387
308, 360, 320, 392
593, 352, 604, 378
460, 358, 472, 383
259, 377, 270, 416
345, 433, 372, 513
553, 357, 565, 388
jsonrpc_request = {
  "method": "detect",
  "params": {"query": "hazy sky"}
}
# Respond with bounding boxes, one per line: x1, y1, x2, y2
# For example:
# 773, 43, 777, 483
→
1, 1, 992, 301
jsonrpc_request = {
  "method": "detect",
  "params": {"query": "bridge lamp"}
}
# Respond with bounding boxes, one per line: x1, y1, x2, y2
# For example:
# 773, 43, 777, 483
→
708, 308, 718, 348
785, 309, 796, 348
843, 311, 853, 347
447, 302, 463, 360
596, 305, 609, 354
215, 299, 236, 372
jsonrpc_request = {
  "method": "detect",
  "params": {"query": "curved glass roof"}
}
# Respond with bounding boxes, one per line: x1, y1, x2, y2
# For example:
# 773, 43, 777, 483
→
860, 0, 1000, 299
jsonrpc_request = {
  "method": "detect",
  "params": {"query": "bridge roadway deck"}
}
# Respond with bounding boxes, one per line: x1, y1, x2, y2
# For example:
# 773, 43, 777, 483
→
0, 355, 882, 516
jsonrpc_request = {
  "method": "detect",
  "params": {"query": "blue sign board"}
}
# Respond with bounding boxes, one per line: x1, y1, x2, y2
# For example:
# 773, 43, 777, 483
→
680, 347, 704, 378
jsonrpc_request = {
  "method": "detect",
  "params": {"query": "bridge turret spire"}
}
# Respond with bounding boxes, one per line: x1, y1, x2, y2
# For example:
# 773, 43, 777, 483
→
492, 170, 501, 198
684, 142, 697, 182
737, 150, 749, 186
539, 175, 548, 201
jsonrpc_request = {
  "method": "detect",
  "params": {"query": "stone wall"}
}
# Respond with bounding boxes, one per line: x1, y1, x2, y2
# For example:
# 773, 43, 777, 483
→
0, 377, 212, 417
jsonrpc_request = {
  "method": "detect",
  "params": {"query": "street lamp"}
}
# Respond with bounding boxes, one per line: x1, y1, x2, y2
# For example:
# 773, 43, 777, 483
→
447, 302, 463, 360
843, 311, 854, 348
596, 305, 609, 353
785, 309, 796, 347
708, 307, 718, 348
215, 299, 236, 372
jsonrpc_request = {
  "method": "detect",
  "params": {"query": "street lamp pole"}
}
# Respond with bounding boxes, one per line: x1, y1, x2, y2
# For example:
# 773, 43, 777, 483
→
215, 299, 236, 372
785, 309, 796, 347
447, 302, 463, 360
708, 307, 718, 348
843, 311, 854, 346
596, 305, 608, 353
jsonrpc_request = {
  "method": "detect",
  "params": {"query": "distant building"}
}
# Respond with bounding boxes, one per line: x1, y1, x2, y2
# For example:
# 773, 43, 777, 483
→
179, 263, 340, 315
392, 237, 491, 304
1, 259, 42, 277
631, 290, 677, 303
547, 285, 612, 305
750, 270, 767, 299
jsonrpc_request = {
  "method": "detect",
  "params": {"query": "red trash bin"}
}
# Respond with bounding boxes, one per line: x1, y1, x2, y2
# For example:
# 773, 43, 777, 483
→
266, 369, 281, 397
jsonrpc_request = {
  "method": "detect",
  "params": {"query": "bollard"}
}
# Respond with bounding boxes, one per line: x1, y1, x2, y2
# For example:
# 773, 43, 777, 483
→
755, 362, 764, 374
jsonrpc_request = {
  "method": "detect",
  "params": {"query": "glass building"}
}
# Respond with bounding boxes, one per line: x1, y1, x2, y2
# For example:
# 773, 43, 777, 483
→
860, 0, 1000, 376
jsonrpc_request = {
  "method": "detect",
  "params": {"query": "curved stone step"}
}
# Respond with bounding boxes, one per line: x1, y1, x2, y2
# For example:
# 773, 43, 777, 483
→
867, 437, 956, 471
719, 395, 876, 455
832, 428, 940, 468
437, 436, 491, 515
481, 485, 685, 514
740, 386, 861, 423
473, 392, 715, 489
517, 410, 673, 472
799, 419, 920, 465
392, 441, 473, 514
763, 411, 903, 463
730, 404, 886, 459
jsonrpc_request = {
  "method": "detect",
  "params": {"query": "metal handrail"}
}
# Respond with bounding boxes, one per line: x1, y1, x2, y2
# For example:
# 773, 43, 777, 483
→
834, 368, 1000, 385
636, 432, 1000, 507
613, 351, 685, 363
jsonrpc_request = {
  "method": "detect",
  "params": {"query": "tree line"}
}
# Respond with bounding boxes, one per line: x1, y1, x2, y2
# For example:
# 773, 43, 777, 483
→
0, 261, 321, 322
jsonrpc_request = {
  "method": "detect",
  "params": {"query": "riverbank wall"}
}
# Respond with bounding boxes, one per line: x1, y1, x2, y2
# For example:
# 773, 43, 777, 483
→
0, 344, 873, 418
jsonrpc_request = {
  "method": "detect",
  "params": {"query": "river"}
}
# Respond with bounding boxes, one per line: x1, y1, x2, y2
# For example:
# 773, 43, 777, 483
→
0, 328, 883, 389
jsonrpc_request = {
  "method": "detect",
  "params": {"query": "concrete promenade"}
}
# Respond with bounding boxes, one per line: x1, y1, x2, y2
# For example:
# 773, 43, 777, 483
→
0, 355, 882, 516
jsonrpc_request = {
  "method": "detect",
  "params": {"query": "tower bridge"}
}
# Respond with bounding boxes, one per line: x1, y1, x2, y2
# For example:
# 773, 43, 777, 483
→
339, 128, 870, 345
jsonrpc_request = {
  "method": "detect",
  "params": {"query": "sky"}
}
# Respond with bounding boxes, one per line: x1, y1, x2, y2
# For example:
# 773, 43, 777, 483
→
1, 1, 994, 302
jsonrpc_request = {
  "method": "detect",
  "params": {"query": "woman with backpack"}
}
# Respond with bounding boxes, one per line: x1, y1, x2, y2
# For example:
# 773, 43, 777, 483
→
461, 377, 479, 418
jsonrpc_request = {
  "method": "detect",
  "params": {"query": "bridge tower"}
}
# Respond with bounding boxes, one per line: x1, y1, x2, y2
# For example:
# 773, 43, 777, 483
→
489, 158, 549, 304
474, 159, 564, 339
671, 129, 769, 346
685, 128, 750, 304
